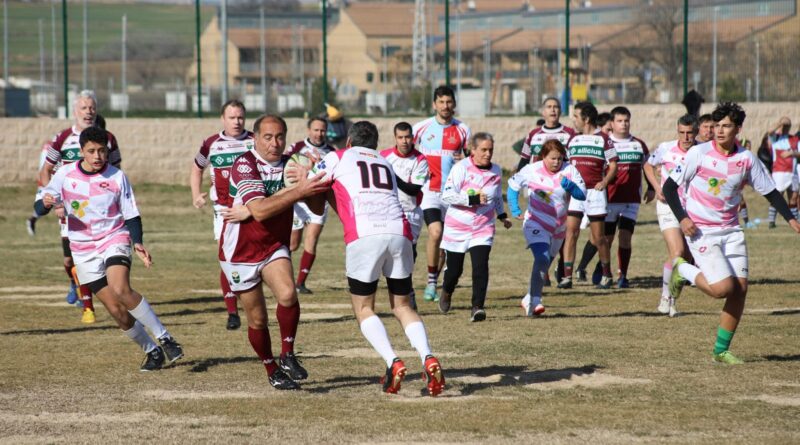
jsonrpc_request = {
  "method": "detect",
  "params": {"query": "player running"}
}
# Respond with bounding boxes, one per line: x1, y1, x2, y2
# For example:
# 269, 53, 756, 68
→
664, 102, 800, 364
559, 101, 618, 289
765, 117, 799, 228
509, 140, 585, 316
318, 121, 445, 396
190, 100, 253, 330
39, 91, 121, 323
380, 122, 429, 310
36, 126, 183, 371
437, 133, 512, 321
413, 86, 471, 303
220, 115, 329, 390
516, 97, 576, 171
286, 117, 337, 294
643, 114, 698, 317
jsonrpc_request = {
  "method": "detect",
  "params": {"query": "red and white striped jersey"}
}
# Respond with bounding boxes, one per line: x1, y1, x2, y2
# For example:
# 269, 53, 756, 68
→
219, 149, 292, 264
412, 117, 470, 192
520, 125, 576, 161
286, 138, 336, 159
607, 134, 649, 203
194, 131, 254, 207
319, 146, 411, 245
379, 147, 429, 213
41, 161, 138, 258
45, 126, 121, 170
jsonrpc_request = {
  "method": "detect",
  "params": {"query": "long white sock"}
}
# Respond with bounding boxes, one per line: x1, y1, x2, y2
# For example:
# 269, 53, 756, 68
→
662, 261, 672, 297
359, 315, 397, 367
768, 206, 777, 223
129, 297, 168, 340
677, 262, 701, 285
123, 321, 157, 353
521, 293, 531, 308
403, 321, 432, 364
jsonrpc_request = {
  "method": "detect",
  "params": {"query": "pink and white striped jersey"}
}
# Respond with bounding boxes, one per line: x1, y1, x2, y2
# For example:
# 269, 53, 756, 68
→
412, 117, 470, 192
508, 161, 585, 239
441, 158, 505, 252
520, 125, 576, 161
42, 162, 138, 258
379, 147, 429, 213
319, 147, 411, 245
286, 138, 336, 159
669, 141, 775, 231
219, 149, 292, 264
45, 126, 121, 170
648, 140, 691, 201
194, 131, 254, 208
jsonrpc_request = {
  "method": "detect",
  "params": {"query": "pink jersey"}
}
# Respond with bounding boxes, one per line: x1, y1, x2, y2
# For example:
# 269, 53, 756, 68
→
45, 126, 121, 169
194, 131, 254, 207
286, 138, 336, 159
607, 134, 649, 203
219, 149, 292, 263
379, 147, 429, 213
412, 117, 471, 192
669, 141, 775, 231
649, 140, 691, 201
319, 146, 411, 244
508, 161, 585, 239
567, 130, 618, 188
441, 158, 505, 252
520, 125, 576, 161
42, 162, 139, 257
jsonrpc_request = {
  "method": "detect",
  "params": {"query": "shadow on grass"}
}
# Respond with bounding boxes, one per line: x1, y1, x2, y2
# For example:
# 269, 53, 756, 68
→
750, 278, 800, 285
305, 364, 602, 395
0, 321, 205, 336
761, 354, 800, 362
487, 310, 708, 320
176, 355, 261, 373
150, 296, 222, 306
767, 309, 800, 316
160, 307, 228, 317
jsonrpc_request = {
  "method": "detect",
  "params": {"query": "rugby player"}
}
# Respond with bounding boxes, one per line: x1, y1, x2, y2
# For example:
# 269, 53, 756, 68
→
190, 100, 253, 330
413, 86, 471, 303
437, 132, 512, 321
516, 97, 576, 171
696, 114, 713, 143
286, 117, 337, 294
643, 114, 698, 317
764, 117, 799, 228
39, 91, 121, 323
664, 102, 800, 364
37, 126, 183, 371
319, 121, 445, 396
559, 102, 618, 289
380, 122, 430, 310
220, 115, 329, 390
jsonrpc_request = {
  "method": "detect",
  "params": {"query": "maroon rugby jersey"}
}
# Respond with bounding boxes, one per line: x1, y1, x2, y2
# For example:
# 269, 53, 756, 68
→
566, 130, 618, 189
607, 134, 649, 203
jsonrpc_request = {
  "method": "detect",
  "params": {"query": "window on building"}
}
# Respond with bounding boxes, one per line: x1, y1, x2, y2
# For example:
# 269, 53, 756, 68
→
366, 72, 374, 83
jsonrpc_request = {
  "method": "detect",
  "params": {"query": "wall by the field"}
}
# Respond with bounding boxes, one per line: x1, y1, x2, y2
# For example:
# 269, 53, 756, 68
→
3, 102, 800, 186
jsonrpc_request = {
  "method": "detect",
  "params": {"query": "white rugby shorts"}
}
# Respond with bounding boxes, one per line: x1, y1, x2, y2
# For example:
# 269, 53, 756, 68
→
292, 201, 328, 231
772, 172, 795, 193
74, 243, 131, 285
213, 205, 227, 241
685, 228, 748, 284
220, 246, 290, 292
656, 201, 680, 231
606, 203, 640, 223
568, 188, 608, 217
345, 234, 413, 283
420, 188, 449, 213
523, 220, 564, 258
406, 208, 423, 244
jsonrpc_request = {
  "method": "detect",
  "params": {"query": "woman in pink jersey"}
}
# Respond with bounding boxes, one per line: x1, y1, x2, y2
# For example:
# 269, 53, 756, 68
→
437, 133, 512, 322
508, 140, 586, 316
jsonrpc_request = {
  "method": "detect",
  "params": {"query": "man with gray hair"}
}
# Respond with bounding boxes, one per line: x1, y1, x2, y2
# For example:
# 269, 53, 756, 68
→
317, 121, 446, 397
36, 90, 121, 324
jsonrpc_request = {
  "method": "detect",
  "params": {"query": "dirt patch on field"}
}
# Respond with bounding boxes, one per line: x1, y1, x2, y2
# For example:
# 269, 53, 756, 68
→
303, 348, 473, 359
0, 286, 66, 293
524, 371, 651, 391
141, 390, 264, 401
300, 312, 350, 321
190, 288, 222, 294
741, 395, 800, 406
0, 293, 64, 301
300, 303, 352, 310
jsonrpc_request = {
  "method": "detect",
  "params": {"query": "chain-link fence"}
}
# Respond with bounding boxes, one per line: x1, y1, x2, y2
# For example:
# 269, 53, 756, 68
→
0, 0, 797, 117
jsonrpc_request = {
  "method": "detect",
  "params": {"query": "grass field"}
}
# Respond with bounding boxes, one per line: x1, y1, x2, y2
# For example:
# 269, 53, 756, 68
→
1, 183, 799, 443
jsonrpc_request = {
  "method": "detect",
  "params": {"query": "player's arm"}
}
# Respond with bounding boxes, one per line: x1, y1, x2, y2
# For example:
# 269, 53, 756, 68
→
190, 163, 207, 208
34, 167, 67, 215
747, 153, 800, 232
493, 180, 512, 229
661, 177, 694, 235
246, 172, 329, 222
395, 177, 423, 196
441, 164, 482, 206
506, 170, 528, 219
643, 162, 662, 201
596, 159, 617, 191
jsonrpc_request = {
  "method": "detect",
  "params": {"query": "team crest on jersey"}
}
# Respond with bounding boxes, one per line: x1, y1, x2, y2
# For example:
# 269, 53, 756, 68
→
534, 189, 553, 204
70, 200, 89, 218
221, 170, 229, 178
214, 157, 225, 166
237, 164, 252, 174
99, 181, 110, 189
231, 271, 240, 284
707, 177, 726, 196
316, 159, 326, 170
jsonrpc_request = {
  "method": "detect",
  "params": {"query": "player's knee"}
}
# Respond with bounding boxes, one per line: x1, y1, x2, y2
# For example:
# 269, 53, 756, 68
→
275, 288, 297, 306
533, 252, 550, 264
709, 280, 736, 299
428, 225, 442, 239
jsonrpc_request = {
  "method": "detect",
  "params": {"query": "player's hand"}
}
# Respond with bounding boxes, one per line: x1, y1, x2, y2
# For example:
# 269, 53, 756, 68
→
221, 205, 252, 222
780, 150, 793, 159
296, 171, 331, 198
54, 206, 66, 218
43, 193, 58, 208
644, 188, 656, 204
680, 217, 698, 237
284, 163, 308, 185
656, 190, 666, 202
594, 181, 607, 191
134, 243, 153, 268
193, 192, 207, 209
514, 214, 524, 221
789, 219, 800, 234
502, 219, 513, 229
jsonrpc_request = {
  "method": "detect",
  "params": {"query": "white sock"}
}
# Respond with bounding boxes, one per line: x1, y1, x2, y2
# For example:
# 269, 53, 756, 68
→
359, 315, 397, 367
677, 262, 701, 285
662, 261, 672, 298
123, 321, 157, 353
129, 297, 168, 340
403, 321, 432, 364
521, 293, 531, 307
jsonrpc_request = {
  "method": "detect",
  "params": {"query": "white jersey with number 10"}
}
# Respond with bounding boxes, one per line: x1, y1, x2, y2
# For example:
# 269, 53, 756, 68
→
319, 147, 412, 244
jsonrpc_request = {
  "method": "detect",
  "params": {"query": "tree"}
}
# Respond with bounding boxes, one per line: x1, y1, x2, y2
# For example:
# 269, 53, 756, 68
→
309, 77, 336, 117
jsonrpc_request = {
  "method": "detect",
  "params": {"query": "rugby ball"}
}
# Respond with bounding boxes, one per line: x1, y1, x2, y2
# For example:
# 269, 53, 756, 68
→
283, 153, 317, 188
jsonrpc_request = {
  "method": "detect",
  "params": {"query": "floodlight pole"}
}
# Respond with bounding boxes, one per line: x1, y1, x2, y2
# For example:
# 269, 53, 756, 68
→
195, 0, 203, 117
